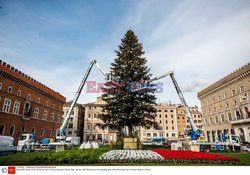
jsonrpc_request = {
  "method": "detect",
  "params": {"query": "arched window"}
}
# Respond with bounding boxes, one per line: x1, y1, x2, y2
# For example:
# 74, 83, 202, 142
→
0, 124, 5, 135
9, 125, 15, 136
8, 86, 13, 93
17, 90, 21, 96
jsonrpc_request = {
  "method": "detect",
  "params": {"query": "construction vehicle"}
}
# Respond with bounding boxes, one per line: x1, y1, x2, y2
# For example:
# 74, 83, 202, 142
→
133, 71, 241, 152
52, 60, 111, 151
17, 133, 52, 152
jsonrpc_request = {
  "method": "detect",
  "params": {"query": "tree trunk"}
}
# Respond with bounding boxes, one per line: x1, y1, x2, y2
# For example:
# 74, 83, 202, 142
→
128, 126, 133, 137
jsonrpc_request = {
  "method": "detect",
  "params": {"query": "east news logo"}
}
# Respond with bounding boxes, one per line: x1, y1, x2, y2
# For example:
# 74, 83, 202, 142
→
8, 167, 16, 174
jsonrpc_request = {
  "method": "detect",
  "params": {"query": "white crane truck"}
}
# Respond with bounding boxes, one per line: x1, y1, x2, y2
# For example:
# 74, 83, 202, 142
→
134, 71, 241, 152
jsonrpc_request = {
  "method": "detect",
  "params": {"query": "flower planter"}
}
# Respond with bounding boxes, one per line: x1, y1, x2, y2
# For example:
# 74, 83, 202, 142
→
99, 150, 164, 163
152, 149, 240, 164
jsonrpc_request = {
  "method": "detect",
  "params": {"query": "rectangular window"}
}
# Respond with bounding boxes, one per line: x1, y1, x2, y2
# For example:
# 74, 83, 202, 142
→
13, 101, 20, 114
56, 115, 60, 123
50, 112, 55, 121
221, 114, 225, 122
227, 112, 232, 121
240, 85, 244, 93
23, 101, 31, 116
147, 133, 151, 137
224, 92, 228, 99
88, 124, 91, 130
3, 98, 11, 112
68, 123, 73, 128
34, 108, 39, 118
231, 89, 236, 96
215, 116, 219, 123
42, 110, 48, 120
210, 117, 213, 124
0, 82, 2, 90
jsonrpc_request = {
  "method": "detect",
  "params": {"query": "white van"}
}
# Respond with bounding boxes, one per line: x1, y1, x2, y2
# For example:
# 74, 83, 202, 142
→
0, 136, 17, 155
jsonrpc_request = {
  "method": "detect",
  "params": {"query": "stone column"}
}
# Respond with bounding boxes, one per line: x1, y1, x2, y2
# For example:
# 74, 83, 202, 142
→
243, 125, 249, 142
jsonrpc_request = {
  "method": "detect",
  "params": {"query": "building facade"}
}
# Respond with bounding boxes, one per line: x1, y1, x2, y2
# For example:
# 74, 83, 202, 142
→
62, 102, 85, 142
0, 60, 66, 141
83, 97, 117, 144
176, 105, 203, 138
139, 103, 179, 141
198, 63, 250, 142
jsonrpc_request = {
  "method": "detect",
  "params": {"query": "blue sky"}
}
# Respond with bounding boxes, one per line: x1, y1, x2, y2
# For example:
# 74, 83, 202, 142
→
0, 0, 250, 107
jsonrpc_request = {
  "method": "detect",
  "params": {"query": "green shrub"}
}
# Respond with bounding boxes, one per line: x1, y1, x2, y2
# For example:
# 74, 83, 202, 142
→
112, 140, 123, 150
27, 146, 111, 165
141, 144, 170, 150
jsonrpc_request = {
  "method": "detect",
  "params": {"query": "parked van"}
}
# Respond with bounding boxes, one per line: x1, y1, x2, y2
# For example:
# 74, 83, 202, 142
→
0, 136, 17, 155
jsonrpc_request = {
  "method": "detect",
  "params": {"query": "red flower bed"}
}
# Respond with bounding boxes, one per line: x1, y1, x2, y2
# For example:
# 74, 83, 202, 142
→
152, 149, 240, 164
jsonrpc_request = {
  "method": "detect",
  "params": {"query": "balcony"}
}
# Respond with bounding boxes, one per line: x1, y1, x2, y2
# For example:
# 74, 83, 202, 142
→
22, 115, 30, 120
231, 117, 250, 125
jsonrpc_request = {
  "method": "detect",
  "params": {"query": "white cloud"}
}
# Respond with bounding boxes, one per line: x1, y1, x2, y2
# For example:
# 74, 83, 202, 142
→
1, 0, 250, 108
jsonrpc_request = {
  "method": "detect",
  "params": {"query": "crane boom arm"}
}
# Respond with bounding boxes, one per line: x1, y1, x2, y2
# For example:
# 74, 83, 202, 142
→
169, 73, 198, 132
59, 59, 107, 134
60, 60, 97, 131
134, 71, 198, 132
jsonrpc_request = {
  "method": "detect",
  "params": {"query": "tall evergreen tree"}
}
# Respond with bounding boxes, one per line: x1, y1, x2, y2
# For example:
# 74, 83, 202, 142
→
99, 30, 159, 138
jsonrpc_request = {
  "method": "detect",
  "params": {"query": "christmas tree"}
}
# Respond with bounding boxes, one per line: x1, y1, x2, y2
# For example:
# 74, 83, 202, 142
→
99, 30, 159, 138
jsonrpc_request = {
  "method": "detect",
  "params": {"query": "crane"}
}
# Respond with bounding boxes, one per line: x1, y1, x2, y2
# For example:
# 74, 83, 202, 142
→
56, 59, 109, 141
132, 71, 201, 140
56, 59, 200, 142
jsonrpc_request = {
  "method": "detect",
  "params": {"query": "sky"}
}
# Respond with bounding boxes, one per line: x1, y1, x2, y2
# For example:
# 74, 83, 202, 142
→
0, 0, 249, 108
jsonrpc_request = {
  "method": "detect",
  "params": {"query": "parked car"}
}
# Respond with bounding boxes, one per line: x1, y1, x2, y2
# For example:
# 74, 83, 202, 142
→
0, 136, 17, 155
142, 140, 153, 145
142, 138, 166, 145
151, 137, 166, 145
